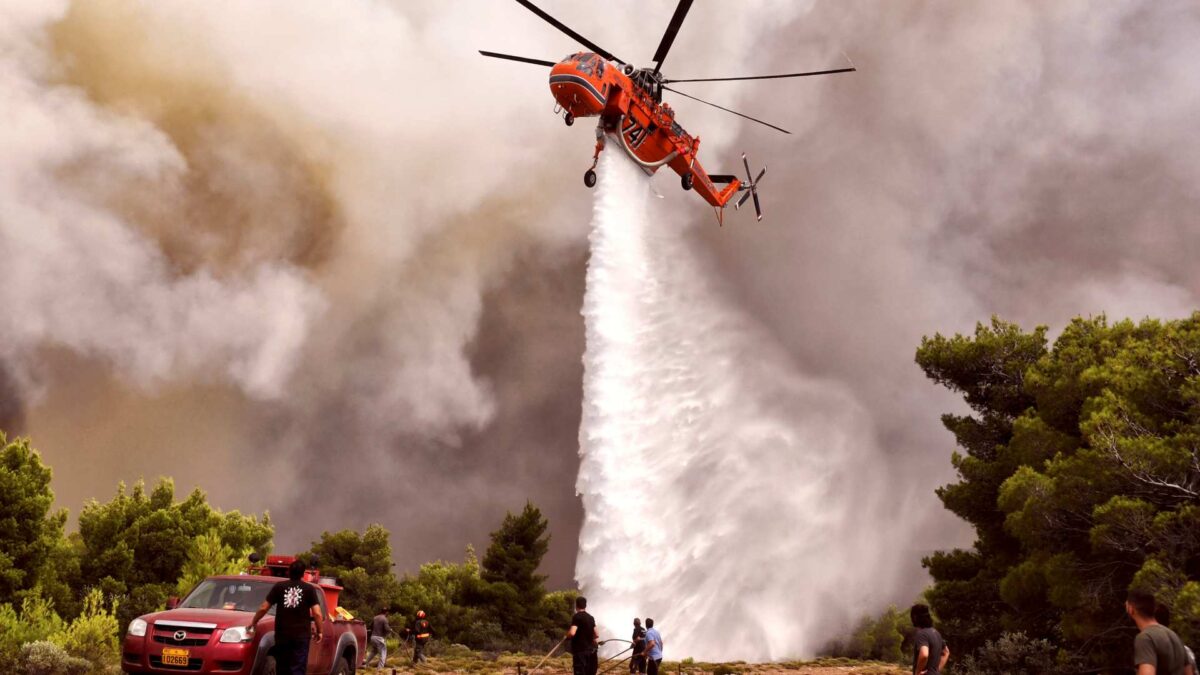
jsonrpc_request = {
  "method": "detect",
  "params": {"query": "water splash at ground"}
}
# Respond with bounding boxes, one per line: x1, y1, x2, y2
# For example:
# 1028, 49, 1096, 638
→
575, 152, 899, 661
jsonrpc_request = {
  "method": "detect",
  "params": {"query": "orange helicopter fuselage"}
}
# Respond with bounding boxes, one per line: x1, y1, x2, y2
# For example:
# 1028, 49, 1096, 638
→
548, 52, 742, 209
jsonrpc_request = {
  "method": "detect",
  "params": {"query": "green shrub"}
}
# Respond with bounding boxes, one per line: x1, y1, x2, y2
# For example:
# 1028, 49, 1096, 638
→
53, 588, 119, 669
821, 604, 908, 663
19, 641, 90, 675
0, 594, 67, 671
711, 666, 740, 675
956, 631, 1059, 675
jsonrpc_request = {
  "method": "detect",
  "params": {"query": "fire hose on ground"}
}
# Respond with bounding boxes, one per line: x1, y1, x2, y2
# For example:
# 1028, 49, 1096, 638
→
528, 636, 635, 674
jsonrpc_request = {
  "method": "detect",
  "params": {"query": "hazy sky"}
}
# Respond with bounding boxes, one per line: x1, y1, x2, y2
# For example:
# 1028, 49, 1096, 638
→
1, 0, 1198, 596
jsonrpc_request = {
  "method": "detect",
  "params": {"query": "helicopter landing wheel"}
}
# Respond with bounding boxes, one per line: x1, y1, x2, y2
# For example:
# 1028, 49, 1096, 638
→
584, 169, 597, 188
564, 112, 575, 126
681, 173, 693, 191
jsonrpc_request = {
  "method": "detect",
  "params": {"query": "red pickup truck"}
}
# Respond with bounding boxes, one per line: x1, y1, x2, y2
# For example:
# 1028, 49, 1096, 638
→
121, 555, 367, 675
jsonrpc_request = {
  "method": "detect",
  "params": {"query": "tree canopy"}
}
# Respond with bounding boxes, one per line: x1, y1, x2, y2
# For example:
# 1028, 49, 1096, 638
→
0, 434, 69, 609
77, 478, 272, 627
918, 315, 1200, 669
305, 524, 401, 619
479, 502, 551, 634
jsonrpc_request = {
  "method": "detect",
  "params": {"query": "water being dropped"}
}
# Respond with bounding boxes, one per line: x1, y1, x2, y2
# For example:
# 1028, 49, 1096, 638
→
575, 152, 899, 661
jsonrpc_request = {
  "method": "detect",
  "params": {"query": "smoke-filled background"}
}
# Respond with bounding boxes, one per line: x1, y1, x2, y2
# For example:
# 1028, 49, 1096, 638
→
2, 0, 1199, 659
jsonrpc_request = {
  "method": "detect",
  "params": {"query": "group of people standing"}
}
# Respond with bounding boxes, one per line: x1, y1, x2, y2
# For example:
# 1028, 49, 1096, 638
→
565, 596, 663, 675
364, 606, 433, 668
253, 567, 1195, 675
629, 616, 663, 675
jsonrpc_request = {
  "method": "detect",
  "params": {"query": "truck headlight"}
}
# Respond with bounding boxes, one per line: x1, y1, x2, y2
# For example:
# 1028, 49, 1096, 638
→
127, 619, 148, 637
219, 626, 253, 643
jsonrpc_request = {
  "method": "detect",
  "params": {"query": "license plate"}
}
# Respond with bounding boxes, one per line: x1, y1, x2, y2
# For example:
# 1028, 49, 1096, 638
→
162, 647, 189, 666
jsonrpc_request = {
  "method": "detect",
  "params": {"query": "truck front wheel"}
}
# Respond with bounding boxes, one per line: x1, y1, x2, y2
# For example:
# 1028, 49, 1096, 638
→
331, 656, 352, 675
256, 655, 276, 675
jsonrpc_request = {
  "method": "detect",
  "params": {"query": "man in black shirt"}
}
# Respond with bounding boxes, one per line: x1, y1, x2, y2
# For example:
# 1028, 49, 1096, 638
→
566, 596, 599, 675
631, 617, 647, 674
910, 604, 949, 675
250, 560, 324, 675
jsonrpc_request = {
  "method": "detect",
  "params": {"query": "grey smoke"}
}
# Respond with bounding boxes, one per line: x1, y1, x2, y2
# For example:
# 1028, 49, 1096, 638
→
1, 0, 1198, 640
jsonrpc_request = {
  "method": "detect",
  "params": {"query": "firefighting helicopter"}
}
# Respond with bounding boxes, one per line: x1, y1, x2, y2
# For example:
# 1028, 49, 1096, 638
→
480, 0, 855, 223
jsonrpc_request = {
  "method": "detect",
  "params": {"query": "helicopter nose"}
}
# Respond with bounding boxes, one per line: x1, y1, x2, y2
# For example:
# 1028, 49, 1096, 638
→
549, 60, 606, 119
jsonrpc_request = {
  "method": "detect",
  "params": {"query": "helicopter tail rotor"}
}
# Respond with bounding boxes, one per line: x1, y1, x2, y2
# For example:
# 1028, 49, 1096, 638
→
735, 154, 766, 221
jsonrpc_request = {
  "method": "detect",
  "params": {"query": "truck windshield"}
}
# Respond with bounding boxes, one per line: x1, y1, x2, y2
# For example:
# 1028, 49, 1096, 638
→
180, 579, 274, 612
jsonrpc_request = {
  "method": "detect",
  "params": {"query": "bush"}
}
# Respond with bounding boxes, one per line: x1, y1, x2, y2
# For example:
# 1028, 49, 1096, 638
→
821, 605, 908, 663
20, 641, 90, 675
466, 620, 507, 652
54, 588, 119, 669
956, 631, 1058, 675
0, 595, 67, 671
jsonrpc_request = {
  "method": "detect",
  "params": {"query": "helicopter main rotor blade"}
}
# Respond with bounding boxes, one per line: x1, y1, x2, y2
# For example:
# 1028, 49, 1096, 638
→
479, 50, 556, 67
651, 0, 694, 75
512, 0, 624, 64
662, 85, 791, 135
664, 66, 856, 84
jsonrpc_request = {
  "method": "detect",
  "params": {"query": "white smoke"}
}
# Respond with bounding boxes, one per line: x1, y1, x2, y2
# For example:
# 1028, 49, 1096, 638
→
0, 0, 324, 399
0, 0, 596, 560
575, 152, 899, 661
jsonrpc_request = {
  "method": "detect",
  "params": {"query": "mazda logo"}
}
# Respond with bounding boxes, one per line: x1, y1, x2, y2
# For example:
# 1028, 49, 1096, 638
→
173, 630, 187, 642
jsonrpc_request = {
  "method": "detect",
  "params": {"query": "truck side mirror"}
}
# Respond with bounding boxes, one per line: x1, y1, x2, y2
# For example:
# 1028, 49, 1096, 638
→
166, 597, 180, 610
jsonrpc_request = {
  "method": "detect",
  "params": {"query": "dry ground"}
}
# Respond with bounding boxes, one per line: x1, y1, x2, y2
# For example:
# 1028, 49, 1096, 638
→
372, 655, 906, 675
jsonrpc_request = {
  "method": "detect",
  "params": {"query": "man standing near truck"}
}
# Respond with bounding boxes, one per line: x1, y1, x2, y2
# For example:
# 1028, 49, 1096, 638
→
249, 559, 324, 675
365, 606, 393, 669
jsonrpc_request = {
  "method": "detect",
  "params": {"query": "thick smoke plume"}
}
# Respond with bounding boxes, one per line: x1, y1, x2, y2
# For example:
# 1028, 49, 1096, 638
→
1, 0, 1198, 655
0, 0, 808, 587
0, 0, 602, 581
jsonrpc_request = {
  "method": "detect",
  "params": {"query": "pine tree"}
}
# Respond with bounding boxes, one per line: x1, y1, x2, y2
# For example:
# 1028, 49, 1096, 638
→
480, 502, 550, 634
0, 433, 70, 608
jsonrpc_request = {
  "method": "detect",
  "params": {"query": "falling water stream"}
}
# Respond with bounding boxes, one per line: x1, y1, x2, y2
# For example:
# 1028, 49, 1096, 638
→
574, 152, 898, 661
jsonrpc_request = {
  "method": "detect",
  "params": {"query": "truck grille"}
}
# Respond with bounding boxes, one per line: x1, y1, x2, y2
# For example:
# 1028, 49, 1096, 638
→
149, 656, 203, 670
152, 623, 215, 647
152, 635, 209, 646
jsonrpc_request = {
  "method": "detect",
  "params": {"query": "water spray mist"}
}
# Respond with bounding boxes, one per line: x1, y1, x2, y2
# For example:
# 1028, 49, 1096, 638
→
575, 152, 899, 661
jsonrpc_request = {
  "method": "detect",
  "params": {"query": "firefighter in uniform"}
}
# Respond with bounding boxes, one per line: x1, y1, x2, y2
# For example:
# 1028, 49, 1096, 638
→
412, 610, 432, 663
